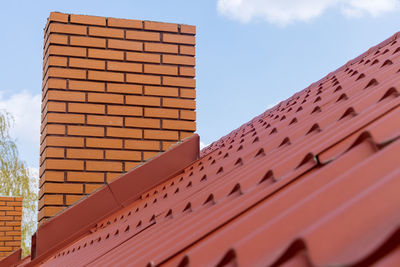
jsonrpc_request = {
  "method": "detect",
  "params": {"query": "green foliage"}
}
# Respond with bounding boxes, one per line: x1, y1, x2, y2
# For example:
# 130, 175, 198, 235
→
0, 110, 37, 256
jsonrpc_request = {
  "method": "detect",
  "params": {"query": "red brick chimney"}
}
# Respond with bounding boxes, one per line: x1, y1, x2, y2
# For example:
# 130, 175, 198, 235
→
39, 12, 196, 224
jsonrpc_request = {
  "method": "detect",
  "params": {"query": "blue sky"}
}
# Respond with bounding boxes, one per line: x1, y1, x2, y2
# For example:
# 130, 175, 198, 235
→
0, 0, 399, 171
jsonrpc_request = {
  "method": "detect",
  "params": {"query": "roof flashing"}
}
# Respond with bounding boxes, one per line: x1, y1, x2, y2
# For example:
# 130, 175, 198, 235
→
30, 134, 199, 263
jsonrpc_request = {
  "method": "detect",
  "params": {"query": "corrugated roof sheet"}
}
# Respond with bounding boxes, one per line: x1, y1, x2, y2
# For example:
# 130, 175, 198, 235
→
5, 32, 400, 267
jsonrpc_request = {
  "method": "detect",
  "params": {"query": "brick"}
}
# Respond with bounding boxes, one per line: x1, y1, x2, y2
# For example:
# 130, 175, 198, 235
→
107, 61, 142, 73
87, 115, 123, 126
47, 90, 86, 102
0, 207, 13, 211
86, 138, 122, 149
126, 30, 160, 42
181, 24, 196, 34
164, 76, 195, 88
180, 45, 195, 56
107, 17, 142, 29
46, 101, 66, 112
69, 58, 106, 70
144, 42, 178, 53
48, 67, 86, 79
180, 110, 196, 120
0, 197, 15, 202
42, 182, 83, 194
144, 64, 177, 75
85, 184, 104, 194
49, 12, 69, 23
48, 56, 67, 67
45, 136, 84, 147
67, 149, 103, 159
88, 92, 124, 104
0, 246, 12, 251
163, 33, 195, 45
45, 159, 84, 170
42, 147, 64, 158
69, 102, 105, 114
180, 67, 195, 77
126, 95, 160, 106
6, 202, 21, 207
46, 113, 85, 124
69, 80, 105, 92
106, 127, 142, 138
88, 49, 124, 60
126, 52, 160, 63
125, 140, 160, 150
42, 124, 65, 136
162, 141, 177, 150
106, 172, 122, 182
125, 117, 160, 128
144, 86, 178, 97
66, 195, 84, 205
86, 161, 122, 172
144, 21, 178, 32
144, 151, 159, 160
105, 150, 141, 160
40, 171, 64, 183
108, 105, 142, 116
47, 34, 68, 46
180, 88, 196, 99
70, 14, 106, 26
14, 206, 22, 211
163, 120, 196, 131
47, 79, 67, 89
88, 71, 124, 82
68, 125, 104, 137
144, 130, 178, 140
67, 172, 104, 183
126, 74, 161, 85
144, 107, 179, 119
4, 222, 21, 227
70, 36, 106, 48
38, 206, 65, 219
107, 83, 142, 94
0, 226, 12, 231
89, 27, 124, 38
163, 98, 196, 109
50, 23, 87, 35
38, 195, 63, 207
5, 241, 21, 247
108, 39, 142, 51
49, 45, 86, 57
163, 54, 195, 66
0, 236, 12, 241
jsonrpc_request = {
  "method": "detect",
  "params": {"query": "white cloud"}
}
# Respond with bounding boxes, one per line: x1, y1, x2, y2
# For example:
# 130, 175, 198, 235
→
0, 91, 41, 167
200, 141, 209, 150
217, 0, 399, 25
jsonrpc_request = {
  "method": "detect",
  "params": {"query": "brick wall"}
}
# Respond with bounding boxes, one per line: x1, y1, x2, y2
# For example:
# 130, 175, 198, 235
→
0, 197, 22, 259
39, 12, 196, 224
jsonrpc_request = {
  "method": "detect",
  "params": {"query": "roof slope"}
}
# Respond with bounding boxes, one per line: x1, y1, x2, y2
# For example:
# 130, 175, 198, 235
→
6, 32, 400, 266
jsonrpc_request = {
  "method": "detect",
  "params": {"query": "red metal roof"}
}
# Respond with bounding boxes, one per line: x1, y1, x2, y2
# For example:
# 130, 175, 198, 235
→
4, 32, 400, 267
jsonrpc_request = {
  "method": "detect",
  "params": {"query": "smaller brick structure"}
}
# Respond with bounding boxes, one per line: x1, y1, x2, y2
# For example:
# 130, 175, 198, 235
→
0, 197, 22, 259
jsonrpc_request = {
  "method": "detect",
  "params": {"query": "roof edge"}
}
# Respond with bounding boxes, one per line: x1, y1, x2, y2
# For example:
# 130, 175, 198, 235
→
0, 249, 21, 267
200, 31, 400, 157
29, 134, 200, 265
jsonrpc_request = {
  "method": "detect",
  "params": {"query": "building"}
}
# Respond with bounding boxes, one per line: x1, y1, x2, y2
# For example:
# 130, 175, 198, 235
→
0, 12, 399, 267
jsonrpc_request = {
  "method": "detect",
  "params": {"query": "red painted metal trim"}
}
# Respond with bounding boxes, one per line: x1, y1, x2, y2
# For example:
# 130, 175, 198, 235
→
110, 134, 200, 207
28, 134, 199, 265
0, 249, 21, 267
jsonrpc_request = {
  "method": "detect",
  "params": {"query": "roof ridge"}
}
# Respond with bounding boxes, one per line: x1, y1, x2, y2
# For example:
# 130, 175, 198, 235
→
200, 31, 400, 157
